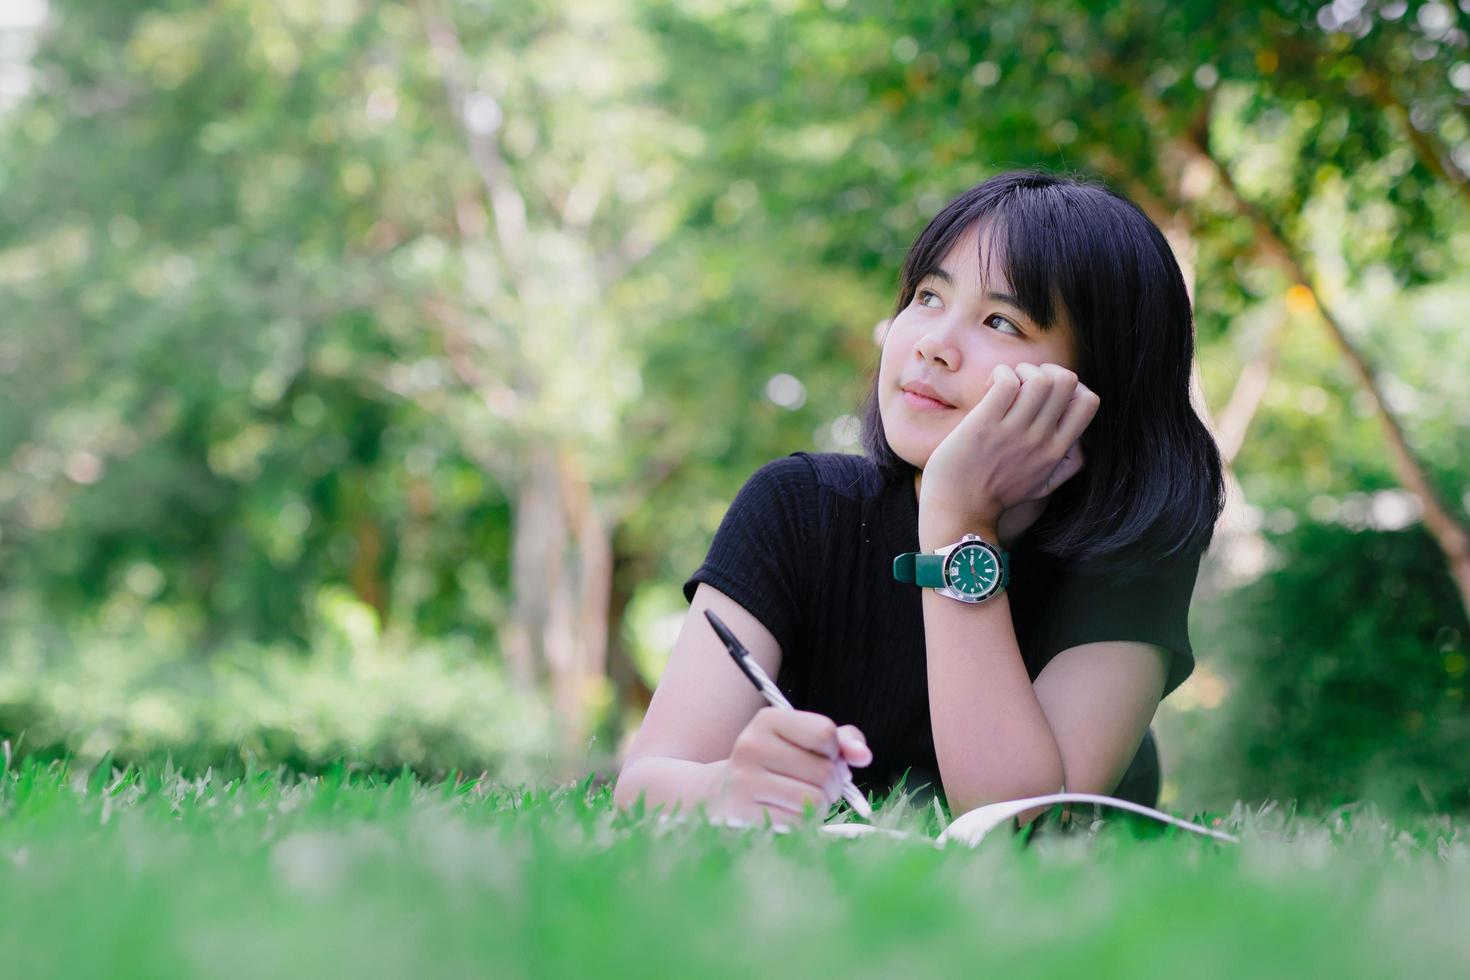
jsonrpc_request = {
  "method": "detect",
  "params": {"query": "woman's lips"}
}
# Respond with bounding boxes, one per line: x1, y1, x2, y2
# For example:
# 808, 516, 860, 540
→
902, 390, 955, 411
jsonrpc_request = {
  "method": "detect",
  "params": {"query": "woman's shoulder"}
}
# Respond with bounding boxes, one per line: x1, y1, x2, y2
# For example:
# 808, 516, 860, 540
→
727, 453, 889, 530
784, 451, 889, 500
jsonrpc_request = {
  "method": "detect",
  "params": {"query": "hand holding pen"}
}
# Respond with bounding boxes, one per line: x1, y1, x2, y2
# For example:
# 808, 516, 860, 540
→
704, 610, 874, 822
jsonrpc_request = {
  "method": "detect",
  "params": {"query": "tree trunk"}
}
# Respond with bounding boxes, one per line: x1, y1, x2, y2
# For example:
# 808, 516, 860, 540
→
422, 8, 620, 776
558, 447, 614, 776
604, 526, 655, 719
350, 516, 389, 627
1214, 315, 1284, 468
503, 444, 563, 690
504, 443, 615, 778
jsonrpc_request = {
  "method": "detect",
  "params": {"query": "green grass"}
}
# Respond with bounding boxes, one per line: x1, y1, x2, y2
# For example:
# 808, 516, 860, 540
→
0, 759, 1467, 979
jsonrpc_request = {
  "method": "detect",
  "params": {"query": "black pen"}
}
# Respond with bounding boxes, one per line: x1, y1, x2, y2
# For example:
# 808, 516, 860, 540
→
703, 609, 872, 819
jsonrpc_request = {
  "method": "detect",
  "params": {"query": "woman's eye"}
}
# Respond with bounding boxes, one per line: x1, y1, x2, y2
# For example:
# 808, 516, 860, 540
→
913, 290, 1021, 335
986, 314, 1023, 337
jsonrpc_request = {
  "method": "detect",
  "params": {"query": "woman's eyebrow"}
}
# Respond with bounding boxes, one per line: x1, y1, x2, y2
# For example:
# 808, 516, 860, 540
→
923, 268, 1022, 307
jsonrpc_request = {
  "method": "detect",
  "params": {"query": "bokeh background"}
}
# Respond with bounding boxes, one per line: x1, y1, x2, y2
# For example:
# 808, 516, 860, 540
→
1, 0, 1468, 816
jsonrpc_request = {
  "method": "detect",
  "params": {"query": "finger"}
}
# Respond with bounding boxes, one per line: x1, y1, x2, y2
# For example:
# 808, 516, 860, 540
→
746, 794, 804, 826
1030, 364, 1079, 437
836, 725, 873, 767
968, 363, 1022, 428
771, 710, 841, 760
1005, 362, 1053, 429
753, 770, 839, 815
763, 731, 846, 787
1054, 382, 1100, 448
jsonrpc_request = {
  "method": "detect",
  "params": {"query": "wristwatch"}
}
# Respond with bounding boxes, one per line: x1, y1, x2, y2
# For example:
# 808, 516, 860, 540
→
892, 533, 1010, 604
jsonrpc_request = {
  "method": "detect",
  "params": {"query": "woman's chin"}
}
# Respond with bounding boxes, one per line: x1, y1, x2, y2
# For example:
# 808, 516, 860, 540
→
888, 441, 933, 471
880, 415, 943, 469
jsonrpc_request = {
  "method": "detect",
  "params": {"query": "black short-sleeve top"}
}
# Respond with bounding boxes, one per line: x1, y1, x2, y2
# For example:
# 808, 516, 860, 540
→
681, 451, 1203, 802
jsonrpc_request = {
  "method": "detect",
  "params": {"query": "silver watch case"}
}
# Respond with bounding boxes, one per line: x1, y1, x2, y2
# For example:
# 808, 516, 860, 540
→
933, 533, 1005, 604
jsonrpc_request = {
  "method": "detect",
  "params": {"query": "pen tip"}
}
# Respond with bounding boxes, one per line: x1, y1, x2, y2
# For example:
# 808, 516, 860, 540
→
704, 609, 733, 644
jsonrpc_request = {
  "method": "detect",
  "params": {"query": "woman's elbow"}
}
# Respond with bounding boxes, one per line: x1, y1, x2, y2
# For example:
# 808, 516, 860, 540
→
611, 759, 644, 811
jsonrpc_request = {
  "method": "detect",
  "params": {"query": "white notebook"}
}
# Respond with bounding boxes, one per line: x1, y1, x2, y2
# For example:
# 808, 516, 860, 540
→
681, 792, 1238, 846
823, 792, 1239, 846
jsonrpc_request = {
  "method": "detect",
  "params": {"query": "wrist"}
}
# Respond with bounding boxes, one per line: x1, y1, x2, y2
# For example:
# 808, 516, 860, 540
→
917, 492, 999, 542
919, 515, 1000, 552
704, 758, 732, 806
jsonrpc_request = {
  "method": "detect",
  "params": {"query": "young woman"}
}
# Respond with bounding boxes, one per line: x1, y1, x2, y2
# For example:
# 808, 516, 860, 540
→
613, 169, 1226, 829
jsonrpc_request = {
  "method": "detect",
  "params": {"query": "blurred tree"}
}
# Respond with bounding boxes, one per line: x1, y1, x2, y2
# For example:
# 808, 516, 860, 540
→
0, 0, 856, 772
2, 0, 1469, 797
1, 0, 709, 769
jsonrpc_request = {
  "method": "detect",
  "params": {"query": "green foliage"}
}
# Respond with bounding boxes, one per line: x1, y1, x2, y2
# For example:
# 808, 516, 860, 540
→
1, 0, 1468, 805
1188, 521, 1470, 813
0, 587, 554, 777
0, 0, 521, 649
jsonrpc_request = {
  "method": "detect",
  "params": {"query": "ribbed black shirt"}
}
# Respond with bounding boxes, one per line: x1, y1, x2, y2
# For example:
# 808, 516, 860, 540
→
682, 451, 1202, 804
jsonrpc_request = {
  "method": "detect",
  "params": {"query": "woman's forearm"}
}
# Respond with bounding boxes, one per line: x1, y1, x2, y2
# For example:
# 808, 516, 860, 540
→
918, 513, 1067, 824
612, 756, 728, 816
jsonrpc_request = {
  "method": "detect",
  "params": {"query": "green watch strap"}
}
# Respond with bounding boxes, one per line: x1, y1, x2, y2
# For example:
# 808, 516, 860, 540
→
912, 553, 949, 589
892, 546, 1010, 590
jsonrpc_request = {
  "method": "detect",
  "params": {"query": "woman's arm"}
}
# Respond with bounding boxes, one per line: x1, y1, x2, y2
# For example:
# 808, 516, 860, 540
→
611, 583, 777, 812
914, 362, 1099, 826
918, 513, 1067, 827
612, 756, 728, 815
612, 582, 869, 825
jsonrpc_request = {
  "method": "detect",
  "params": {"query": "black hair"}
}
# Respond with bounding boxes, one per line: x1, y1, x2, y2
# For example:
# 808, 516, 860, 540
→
858, 169, 1225, 575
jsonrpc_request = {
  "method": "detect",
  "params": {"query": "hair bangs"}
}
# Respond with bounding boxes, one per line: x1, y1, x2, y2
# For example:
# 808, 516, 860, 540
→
895, 188, 1070, 335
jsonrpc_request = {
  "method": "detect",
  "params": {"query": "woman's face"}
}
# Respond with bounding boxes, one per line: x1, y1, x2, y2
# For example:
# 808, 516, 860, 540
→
877, 222, 1080, 472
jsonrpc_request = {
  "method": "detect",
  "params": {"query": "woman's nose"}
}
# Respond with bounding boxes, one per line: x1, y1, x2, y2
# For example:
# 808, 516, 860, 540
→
914, 323, 961, 369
